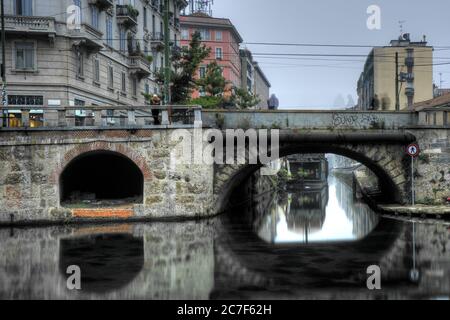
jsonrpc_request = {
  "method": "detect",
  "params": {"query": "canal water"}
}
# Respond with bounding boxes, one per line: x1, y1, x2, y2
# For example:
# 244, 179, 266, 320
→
0, 172, 449, 300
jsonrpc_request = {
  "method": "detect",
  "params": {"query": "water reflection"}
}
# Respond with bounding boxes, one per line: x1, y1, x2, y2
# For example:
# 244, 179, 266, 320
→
59, 233, 144, 293
0, 175, 448, 299
256, 175, 379, 244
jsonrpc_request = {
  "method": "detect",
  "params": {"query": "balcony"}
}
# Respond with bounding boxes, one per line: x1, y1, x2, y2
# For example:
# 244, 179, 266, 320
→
116, 5, 139, 29
69, 24, 103, 55
405, 57, 415, 67
129, 56, 151, 80
405, 87, 415, 97
88, 0, 114, 11
5, 15, 56, 40
149, 32, 165, 50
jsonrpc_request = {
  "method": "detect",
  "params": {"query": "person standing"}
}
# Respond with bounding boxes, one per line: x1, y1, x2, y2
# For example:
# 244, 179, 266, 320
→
150, 94, 162, 125
268, 94, 279, 110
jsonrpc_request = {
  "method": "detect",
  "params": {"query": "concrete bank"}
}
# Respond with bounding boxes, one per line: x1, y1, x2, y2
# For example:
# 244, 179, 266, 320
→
353, 167, 450, 220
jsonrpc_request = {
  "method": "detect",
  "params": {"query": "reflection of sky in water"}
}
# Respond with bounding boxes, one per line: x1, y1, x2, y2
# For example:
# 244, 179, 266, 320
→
257, 175, 379, 244
275, 185, 356, 243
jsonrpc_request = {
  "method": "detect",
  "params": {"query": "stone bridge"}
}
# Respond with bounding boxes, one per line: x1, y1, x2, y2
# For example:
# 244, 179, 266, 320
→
0, 106, 449, 224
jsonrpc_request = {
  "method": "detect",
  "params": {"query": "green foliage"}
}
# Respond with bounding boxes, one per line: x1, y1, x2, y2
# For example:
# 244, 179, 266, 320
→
196, 61, 226, 96
126, 4, 139, 19
141, 92, 152, 102
156, 32, 211, 104
234, 88, 261, 109
145, 55, 153, 64
277, 168, 290, 182
187, 96, 223, 109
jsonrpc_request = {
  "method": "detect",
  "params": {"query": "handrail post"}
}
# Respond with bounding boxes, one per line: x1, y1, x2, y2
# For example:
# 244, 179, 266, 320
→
22, 109, 30, 127
58, 109, 66, 127
94, 109, 103, 126
161, 108, 169, 125
194, 107, 202, 128
127, 109, 136, 125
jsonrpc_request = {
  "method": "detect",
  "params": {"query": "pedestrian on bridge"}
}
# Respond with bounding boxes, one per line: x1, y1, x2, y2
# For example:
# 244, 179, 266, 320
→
268, 94, 279, 110
151, 94, 162, 125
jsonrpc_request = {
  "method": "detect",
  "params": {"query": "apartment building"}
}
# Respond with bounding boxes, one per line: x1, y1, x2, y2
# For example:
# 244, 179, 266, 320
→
180, 13, 242, 98
240, 49, 271, 109
2, 0, 187, 127
357, 34, 433, 111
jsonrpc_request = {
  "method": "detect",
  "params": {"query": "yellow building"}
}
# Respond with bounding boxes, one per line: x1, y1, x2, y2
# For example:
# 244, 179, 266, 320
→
357, 34, 433, 111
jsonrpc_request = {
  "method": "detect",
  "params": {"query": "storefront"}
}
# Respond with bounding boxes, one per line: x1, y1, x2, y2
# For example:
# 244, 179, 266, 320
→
6, 95, 44, 128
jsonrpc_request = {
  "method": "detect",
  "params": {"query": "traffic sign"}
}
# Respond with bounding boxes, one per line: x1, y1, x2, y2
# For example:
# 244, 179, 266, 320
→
406, 143, 420, 157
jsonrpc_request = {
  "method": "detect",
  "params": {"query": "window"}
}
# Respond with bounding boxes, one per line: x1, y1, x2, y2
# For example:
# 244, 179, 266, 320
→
93, 57, 100, 83
199, 29, 210, 40
181, 28, 189, 40
132, 77, 137, 97
15, 42, 35, 70
15, 0, 33, 16
91, 5, 99, 29
73, 0, 82, 23
76, 50, 84, 78
106, 15, 113, 47
215, 47, 223, 60
216, 31, 222, 41
121, 72, 126, 93
199, 66, 206, 78
119, 27, 126, 52
108, 65, 114, 89
143, 7, 147, 29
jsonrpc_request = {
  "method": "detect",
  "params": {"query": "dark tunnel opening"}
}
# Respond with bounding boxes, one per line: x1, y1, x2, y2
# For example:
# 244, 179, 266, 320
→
60, 151, 144, 205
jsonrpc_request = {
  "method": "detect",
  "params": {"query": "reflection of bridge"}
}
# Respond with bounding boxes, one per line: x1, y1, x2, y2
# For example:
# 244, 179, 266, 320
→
0, 107, 449, 224
0, 218, 447, 299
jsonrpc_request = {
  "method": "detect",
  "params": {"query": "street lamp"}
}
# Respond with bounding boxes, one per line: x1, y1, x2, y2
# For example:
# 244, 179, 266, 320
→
1, 0, 7, 127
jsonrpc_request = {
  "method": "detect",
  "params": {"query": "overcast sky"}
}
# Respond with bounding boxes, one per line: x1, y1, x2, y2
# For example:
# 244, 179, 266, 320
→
211, 0, 450, 109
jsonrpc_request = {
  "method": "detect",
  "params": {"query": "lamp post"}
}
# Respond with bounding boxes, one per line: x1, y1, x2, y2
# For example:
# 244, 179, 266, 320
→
1, 0, 7, 126
163, 0, 171, 105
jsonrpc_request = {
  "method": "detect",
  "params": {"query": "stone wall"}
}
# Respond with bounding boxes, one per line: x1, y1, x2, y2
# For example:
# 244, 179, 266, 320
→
410, 128, 450, 204
0, 129, 214, 224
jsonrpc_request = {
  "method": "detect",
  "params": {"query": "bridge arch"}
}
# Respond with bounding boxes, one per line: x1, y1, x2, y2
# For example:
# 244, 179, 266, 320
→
59, 150, 146, 205
214, 142, 410, 213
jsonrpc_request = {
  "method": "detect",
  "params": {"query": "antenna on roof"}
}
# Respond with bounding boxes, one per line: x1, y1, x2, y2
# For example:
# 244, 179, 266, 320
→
186, 0, 214, 16
399, 20, 406, 37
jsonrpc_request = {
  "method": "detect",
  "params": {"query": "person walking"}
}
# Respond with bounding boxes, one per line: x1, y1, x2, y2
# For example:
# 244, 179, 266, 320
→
268, 94, 279, 110
150, 94, 162, 125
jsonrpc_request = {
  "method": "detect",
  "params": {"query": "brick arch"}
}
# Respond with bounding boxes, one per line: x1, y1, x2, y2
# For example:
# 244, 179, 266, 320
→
50, 141, 153, 184
213, 142, 410, 214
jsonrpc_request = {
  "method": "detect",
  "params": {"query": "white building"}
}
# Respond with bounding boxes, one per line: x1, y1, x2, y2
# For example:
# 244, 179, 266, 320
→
1, 0, 187, 126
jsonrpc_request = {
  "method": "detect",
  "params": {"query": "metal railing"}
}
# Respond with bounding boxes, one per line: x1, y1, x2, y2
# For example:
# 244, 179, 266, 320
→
0, 105, 202, 130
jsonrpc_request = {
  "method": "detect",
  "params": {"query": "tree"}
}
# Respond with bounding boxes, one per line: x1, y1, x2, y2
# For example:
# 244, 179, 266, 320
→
156, 31, 210, 104
234, 88, 261, 109
196, 61, 226, 96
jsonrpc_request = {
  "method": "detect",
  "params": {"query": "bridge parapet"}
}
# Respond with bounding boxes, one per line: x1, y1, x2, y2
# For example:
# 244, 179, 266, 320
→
203, 110, 420, 130
0, 105, 202, 130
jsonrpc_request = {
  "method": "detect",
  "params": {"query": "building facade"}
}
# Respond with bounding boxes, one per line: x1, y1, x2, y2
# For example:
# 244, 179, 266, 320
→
253, 61, 271, 110
240, 49, 271, 109
2, 0, 186, 127
180, 13, 242, 99
357, 34, 433, 111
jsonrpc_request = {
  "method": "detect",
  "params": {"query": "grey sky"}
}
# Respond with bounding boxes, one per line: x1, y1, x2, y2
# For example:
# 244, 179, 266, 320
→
212, 0, 450, 109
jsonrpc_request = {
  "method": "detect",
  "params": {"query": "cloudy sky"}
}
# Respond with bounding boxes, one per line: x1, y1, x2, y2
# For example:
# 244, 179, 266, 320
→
211, 0, 450, 109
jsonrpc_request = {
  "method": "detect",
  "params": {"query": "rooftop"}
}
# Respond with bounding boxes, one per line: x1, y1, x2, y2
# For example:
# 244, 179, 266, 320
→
180, 14, 243, 43
413, 93, 450, 111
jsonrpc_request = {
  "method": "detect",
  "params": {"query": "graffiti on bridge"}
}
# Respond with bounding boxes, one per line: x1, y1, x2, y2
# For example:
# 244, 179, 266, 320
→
332, 113, 382, 129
